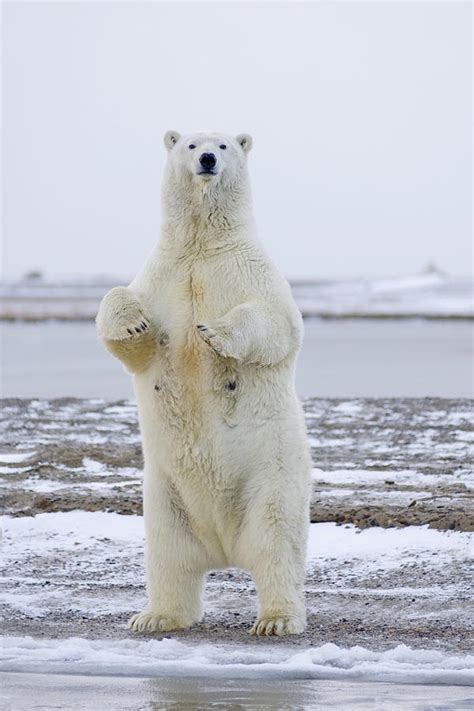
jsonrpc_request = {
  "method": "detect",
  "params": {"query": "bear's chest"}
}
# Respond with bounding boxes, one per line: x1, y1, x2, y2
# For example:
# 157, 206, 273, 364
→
144, 257, 243, 408
150, 255, 246, 346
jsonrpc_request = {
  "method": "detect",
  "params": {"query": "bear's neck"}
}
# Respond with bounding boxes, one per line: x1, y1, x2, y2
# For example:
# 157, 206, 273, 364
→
161, 171, 255, 247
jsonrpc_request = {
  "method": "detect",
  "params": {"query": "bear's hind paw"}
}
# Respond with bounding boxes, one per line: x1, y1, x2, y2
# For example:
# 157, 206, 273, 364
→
249, 615, 306, 637
128, 611, 192, 633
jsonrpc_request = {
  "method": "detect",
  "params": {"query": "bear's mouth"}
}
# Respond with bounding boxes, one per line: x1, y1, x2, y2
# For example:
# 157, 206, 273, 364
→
197, 169, 217, 177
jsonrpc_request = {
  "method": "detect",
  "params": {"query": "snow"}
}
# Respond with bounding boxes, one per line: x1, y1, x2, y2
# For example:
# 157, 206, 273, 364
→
0, 636, 472, 685
3, 512, 471, 571
0, 466, 31, 475
2, 274, 473, 319
0, 452, 36, 464
331, 401, 364, 416
1, 510, 144, 554
311, 468, 473, 490
1, 511, 473, 684
1, 512, 472, 619
82, 457, 107, 474
307, 523, 473, 572
292, 274, 474, 318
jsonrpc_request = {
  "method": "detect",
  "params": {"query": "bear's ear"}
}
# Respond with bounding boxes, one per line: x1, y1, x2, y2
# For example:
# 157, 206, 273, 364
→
164, 130, 181, 151
236, 133, 253, 153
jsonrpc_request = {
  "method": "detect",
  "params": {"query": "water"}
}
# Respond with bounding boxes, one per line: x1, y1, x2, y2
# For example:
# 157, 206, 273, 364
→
1, 319, 472, 399
1, 673, 472, 711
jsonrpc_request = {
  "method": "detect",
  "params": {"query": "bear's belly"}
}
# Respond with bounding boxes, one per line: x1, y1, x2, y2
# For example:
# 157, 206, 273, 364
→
132, 337, 305, 561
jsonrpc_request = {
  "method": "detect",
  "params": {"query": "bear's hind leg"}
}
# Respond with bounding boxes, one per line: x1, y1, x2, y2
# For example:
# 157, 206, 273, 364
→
128, 476, 209, 633
128, 567, 205, 633
236, 480, 309, 636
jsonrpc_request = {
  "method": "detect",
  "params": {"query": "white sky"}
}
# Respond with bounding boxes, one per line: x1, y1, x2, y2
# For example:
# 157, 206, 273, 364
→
2, 1, 472, 281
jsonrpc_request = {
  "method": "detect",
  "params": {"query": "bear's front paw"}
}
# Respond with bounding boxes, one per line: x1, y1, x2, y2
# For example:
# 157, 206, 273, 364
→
128, 611, 192, 633
249, 615, 306, 637
196, 323, 236, 359
97, 288, 154, 342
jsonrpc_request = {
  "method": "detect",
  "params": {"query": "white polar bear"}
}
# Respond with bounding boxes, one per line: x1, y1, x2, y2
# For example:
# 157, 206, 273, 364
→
96, 130, 311, 636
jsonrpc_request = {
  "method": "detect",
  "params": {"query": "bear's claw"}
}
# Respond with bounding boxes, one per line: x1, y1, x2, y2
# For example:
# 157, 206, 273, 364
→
196, 323, 231, 357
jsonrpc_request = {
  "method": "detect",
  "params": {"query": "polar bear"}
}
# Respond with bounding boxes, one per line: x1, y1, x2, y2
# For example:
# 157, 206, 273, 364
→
96, 130, 311, 636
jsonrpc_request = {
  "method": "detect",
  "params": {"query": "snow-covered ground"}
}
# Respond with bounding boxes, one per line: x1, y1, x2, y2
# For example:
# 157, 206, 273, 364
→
0, 511, 473, 685
1, 397, 472, 530
1, 272, 472, 319
0, 397, 472, 704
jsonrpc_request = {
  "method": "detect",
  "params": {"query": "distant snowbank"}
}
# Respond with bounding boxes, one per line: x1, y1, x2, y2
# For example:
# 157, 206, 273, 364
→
1, 273, 472, 319
1, 636, 472, 685
292, 273, 473, 319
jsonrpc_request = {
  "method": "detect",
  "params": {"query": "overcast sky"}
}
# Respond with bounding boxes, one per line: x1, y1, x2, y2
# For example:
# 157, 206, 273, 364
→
2, 1, 472, 281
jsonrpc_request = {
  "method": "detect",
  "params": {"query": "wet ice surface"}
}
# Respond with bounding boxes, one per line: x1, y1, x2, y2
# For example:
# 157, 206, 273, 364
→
1, 673, 473, 711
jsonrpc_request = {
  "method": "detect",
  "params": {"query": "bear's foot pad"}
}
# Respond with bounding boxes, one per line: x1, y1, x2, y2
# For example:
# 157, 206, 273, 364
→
128, 611, 191, 633
249, 616, 305, 636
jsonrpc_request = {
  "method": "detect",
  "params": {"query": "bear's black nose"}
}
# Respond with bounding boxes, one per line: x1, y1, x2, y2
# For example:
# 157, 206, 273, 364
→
199, 152, 217, 170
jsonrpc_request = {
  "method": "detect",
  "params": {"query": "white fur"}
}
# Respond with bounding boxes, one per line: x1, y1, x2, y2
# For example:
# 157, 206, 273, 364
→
96, 131, 311, 636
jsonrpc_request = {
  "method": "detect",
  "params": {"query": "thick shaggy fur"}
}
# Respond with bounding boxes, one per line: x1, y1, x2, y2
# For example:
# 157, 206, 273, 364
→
96, 131, 311, 636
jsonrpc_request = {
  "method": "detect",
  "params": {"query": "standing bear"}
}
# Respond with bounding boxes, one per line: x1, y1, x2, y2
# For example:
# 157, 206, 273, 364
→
96, 131, 311, 636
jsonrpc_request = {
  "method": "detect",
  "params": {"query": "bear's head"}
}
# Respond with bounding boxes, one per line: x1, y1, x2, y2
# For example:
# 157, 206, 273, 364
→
163, 131, 253, 189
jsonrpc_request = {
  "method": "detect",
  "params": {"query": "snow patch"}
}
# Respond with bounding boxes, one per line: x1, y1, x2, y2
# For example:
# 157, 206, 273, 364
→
0, 452, 36, 464
82, 457, 107, 474
307, 523, 472, 571
0, 466, 32, 475
311, 468, 473, 489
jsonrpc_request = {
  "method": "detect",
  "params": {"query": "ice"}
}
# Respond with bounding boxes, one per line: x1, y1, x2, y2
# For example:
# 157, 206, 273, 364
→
0, 636, 472, 685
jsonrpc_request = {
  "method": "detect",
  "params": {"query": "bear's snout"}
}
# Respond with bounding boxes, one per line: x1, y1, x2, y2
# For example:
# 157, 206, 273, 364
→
199, 152, 217, 173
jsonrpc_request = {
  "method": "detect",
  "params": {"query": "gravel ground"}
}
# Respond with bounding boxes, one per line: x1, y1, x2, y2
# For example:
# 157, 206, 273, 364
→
0, 397, 473, 653
1, 397, 472, 530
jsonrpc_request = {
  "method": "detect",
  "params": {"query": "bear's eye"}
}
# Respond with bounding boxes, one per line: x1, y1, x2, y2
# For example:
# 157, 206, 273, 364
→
219, 144, 227, 150
189, 144, 196, 150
